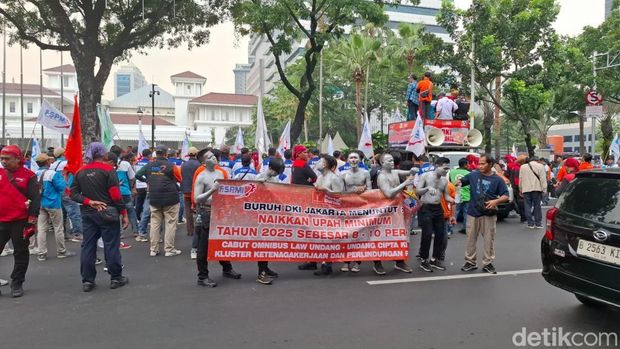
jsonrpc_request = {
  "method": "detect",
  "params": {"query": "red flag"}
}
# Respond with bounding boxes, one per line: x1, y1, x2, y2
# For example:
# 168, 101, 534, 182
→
65, 95, 83, 174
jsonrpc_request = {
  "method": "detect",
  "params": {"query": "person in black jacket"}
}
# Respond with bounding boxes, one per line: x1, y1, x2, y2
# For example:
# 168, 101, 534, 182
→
291, 145, 317, 186
181, 147, 200, 240
70, 143, 129, 292
135, 145, 183, 258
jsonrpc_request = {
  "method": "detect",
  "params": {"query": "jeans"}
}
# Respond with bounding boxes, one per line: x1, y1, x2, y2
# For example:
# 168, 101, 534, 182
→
420, 101, 431, 119
123, 195, 139, 234
0, 220, 29, 284
407, 101, 419, 121
456, 202, 469, 230
138, 195, 150, 236
196, 208, 232, 279
80, 211, 123, 284
62, 195, 82, 235
178, 192, 184, 222
419, 204, 446, 261
523, 191, 543, 226
135, 188, 147, 220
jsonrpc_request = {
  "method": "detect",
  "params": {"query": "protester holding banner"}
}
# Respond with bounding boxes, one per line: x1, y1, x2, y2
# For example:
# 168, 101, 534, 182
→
416, 157, 454, 272
374, 153, 415, 275
283, 149, 294, 184
193, 150, 241, 287
293, 145, 320, 271
0, 145, 41, 297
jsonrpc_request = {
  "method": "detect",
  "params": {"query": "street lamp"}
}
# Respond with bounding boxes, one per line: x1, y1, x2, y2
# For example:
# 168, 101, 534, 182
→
569, 110, 585, 156
149, 84, 160, 147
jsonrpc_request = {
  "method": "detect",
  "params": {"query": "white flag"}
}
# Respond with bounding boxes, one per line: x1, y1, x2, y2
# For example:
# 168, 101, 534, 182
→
277, 120, 291, 157
255, 98, 271, 158
180, 133, 191, 161
511, 144, 517, 157
611, 134, 620, 162
137, 130, 150, 160
357, 113, 374, 158
234, 128, 244, 154
406, 115, 426, 157
327, 135, 334, 156
30, 138, 41, 171
37, 99, 72, 136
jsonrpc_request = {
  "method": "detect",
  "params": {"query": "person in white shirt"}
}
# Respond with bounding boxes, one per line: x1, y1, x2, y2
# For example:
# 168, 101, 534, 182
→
436, 92, 459, 120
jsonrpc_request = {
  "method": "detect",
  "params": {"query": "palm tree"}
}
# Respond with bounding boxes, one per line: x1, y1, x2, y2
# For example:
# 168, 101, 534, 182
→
394, 23, 424, 75
329, 32, 381, 140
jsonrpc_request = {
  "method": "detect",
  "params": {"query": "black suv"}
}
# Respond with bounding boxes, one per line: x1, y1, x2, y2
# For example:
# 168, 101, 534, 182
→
541, 169, 620, 308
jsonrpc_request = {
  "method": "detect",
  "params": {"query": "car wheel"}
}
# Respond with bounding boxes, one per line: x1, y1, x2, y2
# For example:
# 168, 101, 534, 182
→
575, 294, 606, 308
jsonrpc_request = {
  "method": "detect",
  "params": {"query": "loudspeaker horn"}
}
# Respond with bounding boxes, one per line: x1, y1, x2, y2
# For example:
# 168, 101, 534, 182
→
466, 129, 483, 147
426, 127, 445, 146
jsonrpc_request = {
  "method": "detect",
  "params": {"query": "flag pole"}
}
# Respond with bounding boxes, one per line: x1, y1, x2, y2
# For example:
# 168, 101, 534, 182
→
60, 52, 64, 146
20, 45, 24, 141
2, 22, 6, 145
40, 48, 44, 147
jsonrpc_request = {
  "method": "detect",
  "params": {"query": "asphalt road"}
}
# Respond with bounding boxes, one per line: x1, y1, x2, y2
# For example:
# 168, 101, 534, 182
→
1, 212, 619, 349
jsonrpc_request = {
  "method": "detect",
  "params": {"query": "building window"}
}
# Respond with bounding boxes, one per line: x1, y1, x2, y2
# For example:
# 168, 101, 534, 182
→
186, 84, 192, 95
116, 74, 131, 97
563, 147, 572, 153
563, 135, 573, 142
588, 134, 592, 141
9, 101, 15, 113
27, 102, 33, 114
210, 110, 215, 121
223, 111, 230, 121
63, 75, 70, 88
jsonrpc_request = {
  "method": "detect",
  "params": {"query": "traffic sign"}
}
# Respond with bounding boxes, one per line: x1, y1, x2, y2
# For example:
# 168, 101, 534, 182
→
585, 90, 603, 106
585, 105, 603, 118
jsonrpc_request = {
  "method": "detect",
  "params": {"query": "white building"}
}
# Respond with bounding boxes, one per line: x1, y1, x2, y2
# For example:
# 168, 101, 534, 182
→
43, 64, 78, 104
115, 63, 147, 97
188, 92, 257, 145
241, 0, 452, 96
171, 71, 206, 127
233, 64, 251, 94
548, 122, 595, 154
107, 84, 176, 124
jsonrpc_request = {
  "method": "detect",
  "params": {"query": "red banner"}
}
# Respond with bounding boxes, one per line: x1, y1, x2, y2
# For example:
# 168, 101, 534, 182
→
208, 180, 410, 262
388, 119, 470, 147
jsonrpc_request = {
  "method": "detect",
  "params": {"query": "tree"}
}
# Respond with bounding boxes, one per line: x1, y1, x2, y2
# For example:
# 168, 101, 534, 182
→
0, 0, 230, 142
393, 23, 424, 75
328, 31, 381, 140
438, 0, 564, 156
600, 104, 620, 160
232, 0, 413, 143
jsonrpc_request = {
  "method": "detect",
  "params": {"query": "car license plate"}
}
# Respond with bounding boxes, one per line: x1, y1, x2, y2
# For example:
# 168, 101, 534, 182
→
577, 239, 620, 267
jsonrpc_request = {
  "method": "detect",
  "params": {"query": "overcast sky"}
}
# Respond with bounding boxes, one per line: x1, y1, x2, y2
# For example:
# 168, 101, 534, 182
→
1, 0, 606, 100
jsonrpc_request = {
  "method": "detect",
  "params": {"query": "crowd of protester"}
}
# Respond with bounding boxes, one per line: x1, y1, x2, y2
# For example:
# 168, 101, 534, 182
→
0, 140, 612, 296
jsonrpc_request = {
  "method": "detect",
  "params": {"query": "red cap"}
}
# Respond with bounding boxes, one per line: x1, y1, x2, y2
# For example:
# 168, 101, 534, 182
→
564, 157, 580, 170
293, 145, 307, 159
1, 145, 25, 165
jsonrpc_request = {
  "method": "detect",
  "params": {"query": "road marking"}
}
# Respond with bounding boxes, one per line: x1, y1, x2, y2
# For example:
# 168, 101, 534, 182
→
366, 268, 542, 285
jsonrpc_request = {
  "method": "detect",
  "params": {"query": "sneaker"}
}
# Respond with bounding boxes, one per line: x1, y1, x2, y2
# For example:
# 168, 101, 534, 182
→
178, 218, 187, 224
1, 247, 14, 257
29, 248, 38, 255
372, 261, 386, 275
190, 248, 197, 260
340, 263, 350, 272
313, 264, 333, 276
415, 254, 423, 261
394, 261, 413, 273
70, 234, 83, 243
82, 282, 96, 292
256, 272, 273, 285
159, 238, 163, 243
0, 278, 8, 286
57, 251, 76, 259
482, 263, 497, 274
37, 253, 47, 262
535, 225, 544, 229
135, 235, 148, 242
411, 228, 421, 235
458, 228, 466, 234
149, 251, 159, 257
165, 249, 182, 257
11, 282, 24, 297
461, 262, 478, 272
110, 276, 129, 289
297, 262, 318, 270
419, 260, 433, 272
350, 263, 361, 273
430, 259, 446, 271
95, 257, 103, 265
197, 278, 217, 287
265, 268, 279, 278
223, 269, 242, 279
120, 242, 132, 249
527, 225, 536, 229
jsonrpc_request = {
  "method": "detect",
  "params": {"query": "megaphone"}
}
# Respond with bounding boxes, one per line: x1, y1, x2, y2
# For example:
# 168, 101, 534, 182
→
426, 127, 445, 146
466, 129, 483, 147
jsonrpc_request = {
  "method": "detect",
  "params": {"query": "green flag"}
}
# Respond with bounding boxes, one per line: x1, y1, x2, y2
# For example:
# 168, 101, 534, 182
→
97, 104, 118, 150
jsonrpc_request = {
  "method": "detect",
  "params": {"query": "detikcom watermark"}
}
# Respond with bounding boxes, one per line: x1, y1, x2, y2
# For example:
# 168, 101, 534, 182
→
512, 327, 618, 347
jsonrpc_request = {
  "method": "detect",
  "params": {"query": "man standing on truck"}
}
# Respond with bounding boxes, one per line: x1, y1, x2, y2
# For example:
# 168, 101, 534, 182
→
416, 72, 433, 119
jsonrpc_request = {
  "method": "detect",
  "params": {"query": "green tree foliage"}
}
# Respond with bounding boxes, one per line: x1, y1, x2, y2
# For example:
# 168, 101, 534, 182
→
0, 0, 230, 142
232, 0, 418, 143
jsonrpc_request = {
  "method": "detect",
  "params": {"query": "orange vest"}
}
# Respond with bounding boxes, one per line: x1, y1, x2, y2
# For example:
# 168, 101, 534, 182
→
440, 182, 456, 219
